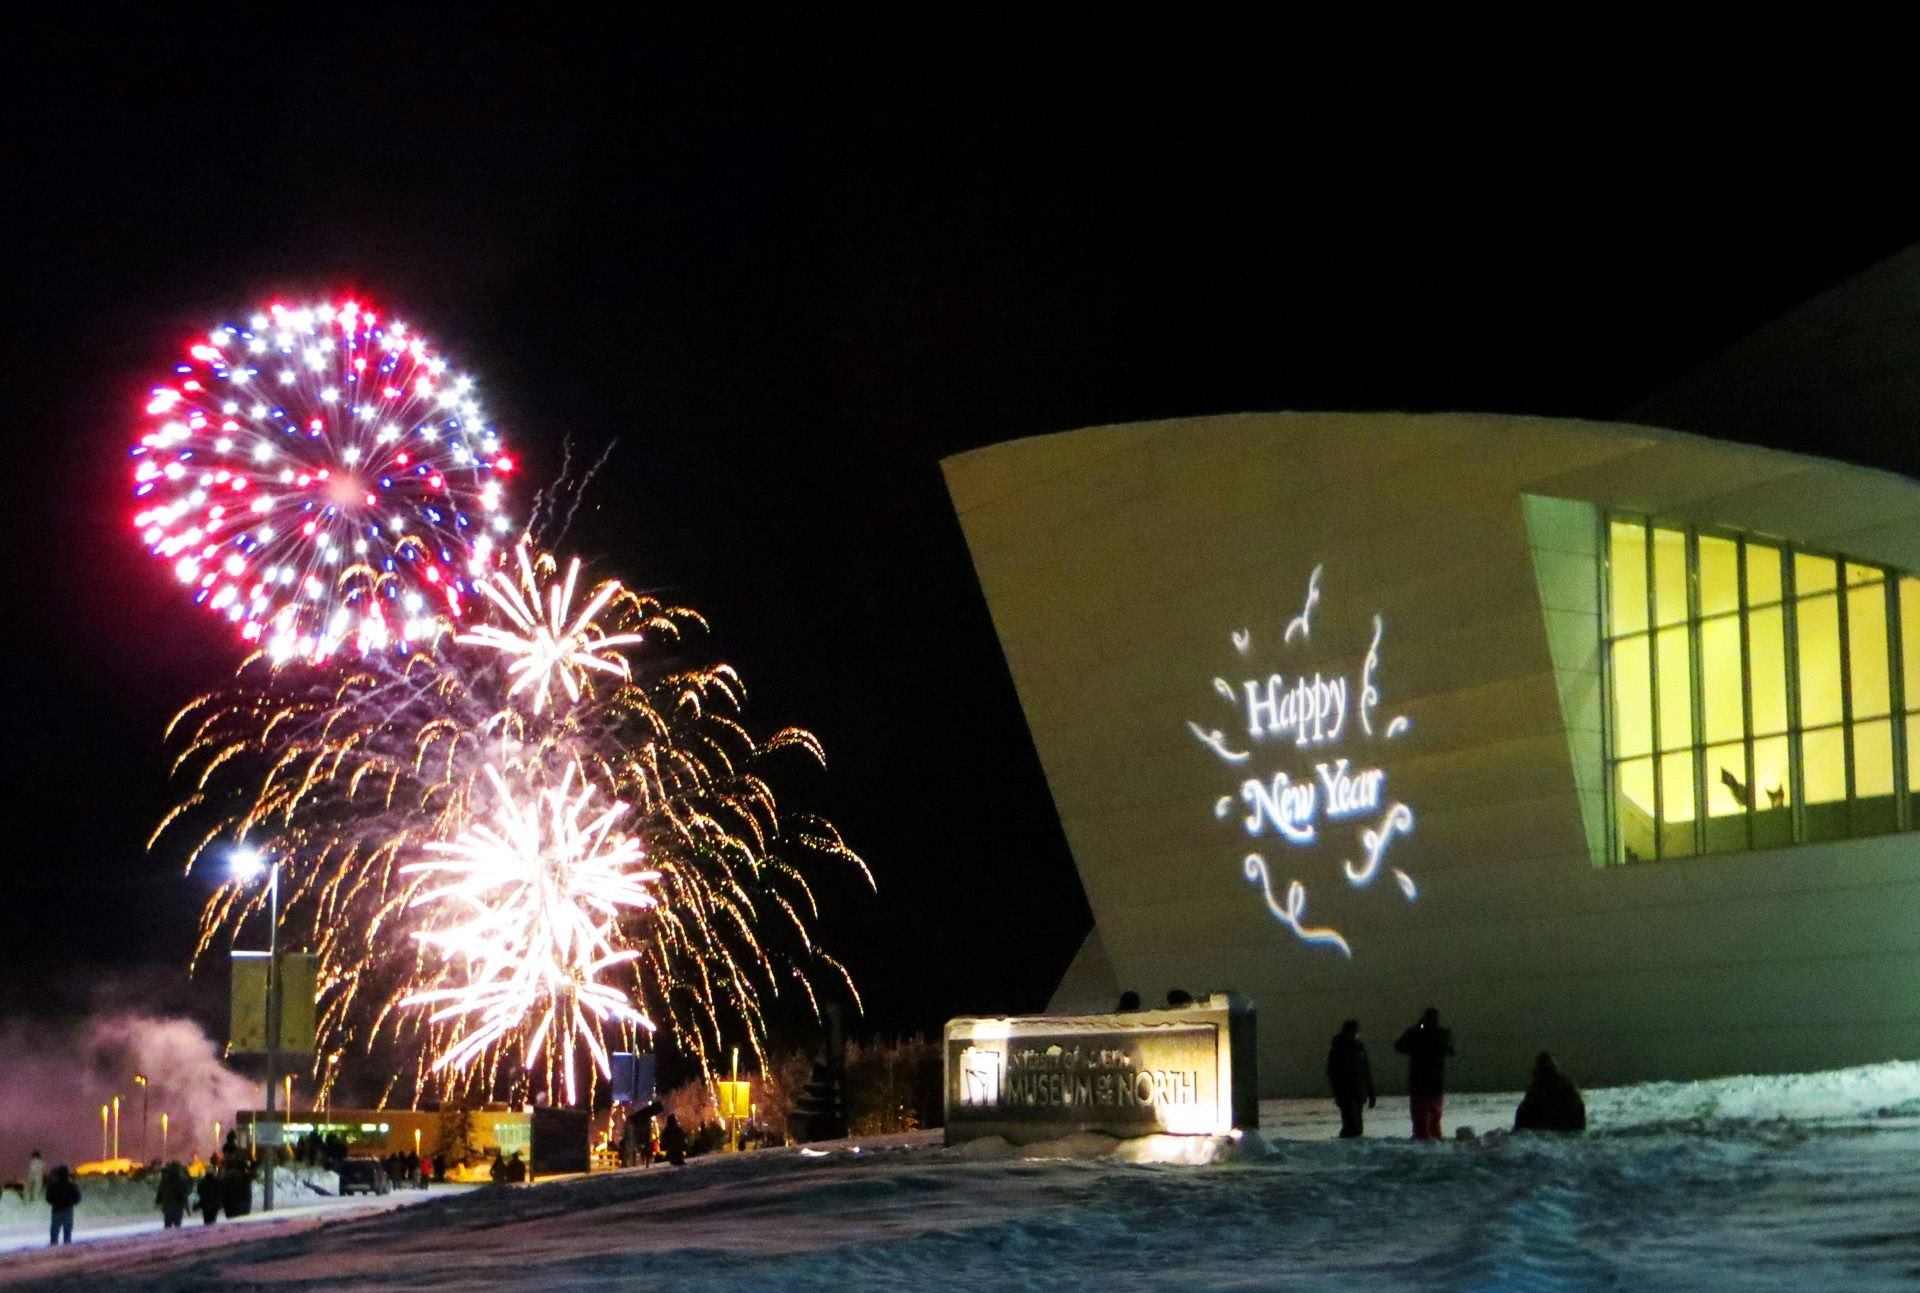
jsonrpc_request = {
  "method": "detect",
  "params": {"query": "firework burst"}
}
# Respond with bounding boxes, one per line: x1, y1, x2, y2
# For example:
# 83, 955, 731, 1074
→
458, 544, 645, 715
402, 763, 658, 1105
131, 300, 515, 663
158, 539, 869, 1105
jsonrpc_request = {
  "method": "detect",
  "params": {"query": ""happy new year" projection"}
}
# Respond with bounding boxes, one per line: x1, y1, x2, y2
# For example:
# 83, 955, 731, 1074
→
1186, 564, 1418, 956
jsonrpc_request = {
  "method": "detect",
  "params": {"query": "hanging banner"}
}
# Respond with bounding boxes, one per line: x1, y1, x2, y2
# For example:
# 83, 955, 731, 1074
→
229, 951, 319, 1055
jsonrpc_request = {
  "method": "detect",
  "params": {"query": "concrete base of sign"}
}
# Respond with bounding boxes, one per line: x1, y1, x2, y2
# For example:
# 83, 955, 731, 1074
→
944, 993, 1256, 1145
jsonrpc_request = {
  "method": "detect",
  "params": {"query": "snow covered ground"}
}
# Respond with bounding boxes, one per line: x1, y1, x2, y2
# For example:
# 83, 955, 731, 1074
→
6, 1061, 1920, 1290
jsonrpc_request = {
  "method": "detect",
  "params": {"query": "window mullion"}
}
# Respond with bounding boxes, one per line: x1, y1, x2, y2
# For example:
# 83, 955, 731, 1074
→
1738, 539, 1755, 852
1646, 521, 1662, 856
1784, 551, 1804, 844
1689, 529, 1707, 856
1891, 576, 1909, 832
1838, 570, 1856, 824
1600, 509, 1619, 863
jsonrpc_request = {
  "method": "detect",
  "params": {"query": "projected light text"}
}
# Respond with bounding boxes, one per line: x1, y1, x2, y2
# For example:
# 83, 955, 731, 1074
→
1188, 566, 1419, 956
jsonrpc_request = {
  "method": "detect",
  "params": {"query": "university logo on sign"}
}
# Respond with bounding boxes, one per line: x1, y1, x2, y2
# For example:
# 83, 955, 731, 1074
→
959, 1047, 1002, 1106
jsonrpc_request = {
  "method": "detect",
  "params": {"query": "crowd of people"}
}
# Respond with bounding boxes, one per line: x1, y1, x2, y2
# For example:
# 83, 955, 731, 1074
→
15, 1132, 269, 1247
1321, 1006, 1587, 1140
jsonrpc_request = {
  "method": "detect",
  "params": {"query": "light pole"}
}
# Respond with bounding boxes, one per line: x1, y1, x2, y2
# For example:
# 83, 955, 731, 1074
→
161, 1111, 170, 1158
232, 845, 282, 1213
112, 1095, 121, 1160
134, 1074, 149, 1163
100, 1104, 109, 1161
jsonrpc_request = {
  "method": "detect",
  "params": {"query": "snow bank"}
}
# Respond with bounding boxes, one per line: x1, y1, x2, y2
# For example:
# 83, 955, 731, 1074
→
1587, 1058, 1920, 1127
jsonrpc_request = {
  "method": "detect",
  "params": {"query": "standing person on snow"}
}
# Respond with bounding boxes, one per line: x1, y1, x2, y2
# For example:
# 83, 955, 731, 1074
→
43, 1165, 80, 1245
1326, 1019, 1377, 1139
1394, 1007, 1455, 1141
1513, 1051, 1587, 1133
24, 1149, 44, 1202
661, 1114, 688, 1166
194, 1167, 222, 1226
155, 1160, 193, 1228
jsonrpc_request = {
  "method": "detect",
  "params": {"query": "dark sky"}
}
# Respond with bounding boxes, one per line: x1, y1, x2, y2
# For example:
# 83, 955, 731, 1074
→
2, 14, 1914, 1061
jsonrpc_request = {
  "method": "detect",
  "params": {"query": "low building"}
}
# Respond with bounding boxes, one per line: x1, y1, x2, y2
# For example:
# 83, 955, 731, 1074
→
236, 1107, 529, 1160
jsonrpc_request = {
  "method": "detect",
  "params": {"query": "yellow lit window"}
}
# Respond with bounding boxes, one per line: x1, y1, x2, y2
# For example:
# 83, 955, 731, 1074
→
1609, 521, 1647, 635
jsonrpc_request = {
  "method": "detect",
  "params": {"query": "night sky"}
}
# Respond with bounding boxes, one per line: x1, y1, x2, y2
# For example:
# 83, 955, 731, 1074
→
3, 15, 1913, 1063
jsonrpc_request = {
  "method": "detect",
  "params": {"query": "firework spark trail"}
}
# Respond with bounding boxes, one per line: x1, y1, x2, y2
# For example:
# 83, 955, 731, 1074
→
131, 300, 515, 663
458, 545, 645, 715
157, 537, 871, 1105
402, 763, 658, 1106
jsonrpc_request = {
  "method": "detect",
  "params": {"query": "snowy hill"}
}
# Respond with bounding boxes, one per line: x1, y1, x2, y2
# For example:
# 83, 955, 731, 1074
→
6, 1060, 1920, 1290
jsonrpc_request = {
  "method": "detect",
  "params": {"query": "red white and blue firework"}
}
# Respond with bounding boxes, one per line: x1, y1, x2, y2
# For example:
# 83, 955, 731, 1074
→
131, 299, 516, 663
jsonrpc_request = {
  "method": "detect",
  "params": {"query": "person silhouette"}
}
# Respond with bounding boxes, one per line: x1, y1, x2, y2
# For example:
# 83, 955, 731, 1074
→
1394, 1007, 1455, 1141
1326, 1019, 1377, 1138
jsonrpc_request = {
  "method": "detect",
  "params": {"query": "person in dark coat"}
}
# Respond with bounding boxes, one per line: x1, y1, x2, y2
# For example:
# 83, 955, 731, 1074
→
154, 1161, 193, 1228
1514, 1051, 1587, 1133
661, 1114, 688, 1167
220, 1160, 252, 1217
489, 1153, 509, 1184
1326, 1019, 1378, 1138
1394, 1006, 1455, 1141
195, 1168, 223, 1226
43, 1166, 80, 1245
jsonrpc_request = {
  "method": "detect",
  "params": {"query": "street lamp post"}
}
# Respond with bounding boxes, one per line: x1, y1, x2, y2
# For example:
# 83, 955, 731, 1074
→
112, 1095, 121, 1160
232, 846, 282, 1213
161, 1111, 170, 1158
134, 1074, 149, 1163
100, 1104, 109, 1161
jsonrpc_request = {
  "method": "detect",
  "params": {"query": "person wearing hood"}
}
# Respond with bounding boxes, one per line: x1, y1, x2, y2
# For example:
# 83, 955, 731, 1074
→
1394, 1006, 1455, 1141
1514, 1051, 1587, 1133
661, 1114, 688, 1166
195, 1166, 223, 1226
1326, 1019, 1378, 1138
43, 1165, 80, 1245
155, 1160, 193, 1228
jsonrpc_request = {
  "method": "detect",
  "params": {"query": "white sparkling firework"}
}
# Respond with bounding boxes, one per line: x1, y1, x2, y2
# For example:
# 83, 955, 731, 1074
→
458, 543, 645, 714
131, 300, 517, 663
401, 763, 659, 1104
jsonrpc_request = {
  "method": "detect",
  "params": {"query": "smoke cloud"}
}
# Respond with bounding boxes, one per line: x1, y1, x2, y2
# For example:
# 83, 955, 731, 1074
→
0, 1013, 257, 1177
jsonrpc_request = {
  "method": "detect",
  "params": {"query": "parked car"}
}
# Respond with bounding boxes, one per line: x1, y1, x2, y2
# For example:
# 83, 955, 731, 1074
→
336, 1158, 391, 1196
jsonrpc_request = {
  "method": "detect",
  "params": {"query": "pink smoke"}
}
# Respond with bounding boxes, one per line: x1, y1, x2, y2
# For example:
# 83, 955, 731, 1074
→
0, 1014, 257, 1178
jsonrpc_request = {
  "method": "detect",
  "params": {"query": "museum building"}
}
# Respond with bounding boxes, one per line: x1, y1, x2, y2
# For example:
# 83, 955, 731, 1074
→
944, 409, 1920, 1096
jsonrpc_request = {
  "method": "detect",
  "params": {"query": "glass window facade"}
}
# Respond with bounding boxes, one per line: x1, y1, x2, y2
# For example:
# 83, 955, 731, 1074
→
1604, 516, 1920, 862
